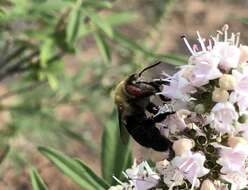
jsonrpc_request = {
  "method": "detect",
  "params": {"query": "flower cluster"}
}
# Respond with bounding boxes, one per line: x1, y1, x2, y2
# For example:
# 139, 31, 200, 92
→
109, 25, 248, 190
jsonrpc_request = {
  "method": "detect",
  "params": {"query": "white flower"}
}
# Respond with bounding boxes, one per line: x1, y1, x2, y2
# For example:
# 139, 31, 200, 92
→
157, 162, 184, 187
213, 42, 240, 72
232, 68, 248, 95
229, 91, 248, 114
210, 102, 238, 134
239, 45, 248, 64
216, 144, 248, 173
171, 151, 209, 188
160, 69, 195, 101
162, 109, 190, 134
125, 161, 159, 190
221, 171, 248, 190
186, 52, 222, 87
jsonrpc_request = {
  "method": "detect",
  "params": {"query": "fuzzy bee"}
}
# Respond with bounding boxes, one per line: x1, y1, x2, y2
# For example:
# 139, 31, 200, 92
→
114, 62, 174, 152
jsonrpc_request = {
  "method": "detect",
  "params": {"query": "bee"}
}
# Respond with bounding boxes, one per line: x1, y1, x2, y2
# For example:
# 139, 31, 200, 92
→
114, 62, 174, 152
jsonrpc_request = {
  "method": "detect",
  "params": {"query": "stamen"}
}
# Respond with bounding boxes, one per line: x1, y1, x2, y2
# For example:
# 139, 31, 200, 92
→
236, 32, 240, 47
181, 35, 195, 55
222, 24, 229, 42
208, 39, 212, 50
196, 31, 206, 51
144, 161, 153, 174
169, 182, 175, 190
122, 171, 129, 179
113, 176, 124, 185
190, 174, 197, 190
230, 33, 235, 45
210, 36, 217, 44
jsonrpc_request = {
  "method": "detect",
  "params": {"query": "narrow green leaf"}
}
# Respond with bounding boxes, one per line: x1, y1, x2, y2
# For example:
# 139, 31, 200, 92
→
82, 0, 112, 9
94, 31, 111, 63
113, 31, 186, 65
47, 74, 59, 90
0, 144, 10, 165
105, 12, 138, 26
38, 146, 106, 190
113, 31, 146, 53
240, 18, 248, 25
75, 159, 110, 189
85, 9, 113, 38
66, 0, 82, 47
40, 39, 54, 68
30, 168, 48, 190
101, 114, 132, 185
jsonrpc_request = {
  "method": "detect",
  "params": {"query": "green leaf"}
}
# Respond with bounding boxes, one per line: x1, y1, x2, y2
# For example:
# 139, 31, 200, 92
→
74, 159, 110, 189
113, 30, 148, 54
30, 168, 48, 190
0, 144, 10, 165
101, 115, 132, 185
40, 39, 55, 68
66, 0, 82, 47
94, 31, 111, 63
38, 146, 108, 190
82, 0, 112, 9
105, 12, 138, 26
240, 18, 248, 25
47, 74, 59, 90
85, 9, 113, 38
113, 31, 186, 65
155, 53, 187, 65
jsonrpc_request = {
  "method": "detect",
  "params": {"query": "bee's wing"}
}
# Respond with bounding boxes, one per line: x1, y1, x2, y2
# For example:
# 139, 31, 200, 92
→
117, 107, 130, 144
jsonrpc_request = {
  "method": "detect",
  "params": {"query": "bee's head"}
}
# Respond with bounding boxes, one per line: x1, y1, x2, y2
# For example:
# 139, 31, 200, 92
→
125, 74, 158, 97
124, 62, 165, 97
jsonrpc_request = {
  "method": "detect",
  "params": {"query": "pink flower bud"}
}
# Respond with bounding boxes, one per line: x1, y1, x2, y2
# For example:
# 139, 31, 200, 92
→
219, 74, 236, 90
172, 138, 194, 156
228, 136, 247, 148
212, 88, 229, 102
200, 180, 216, 190
239, 45, 248, 64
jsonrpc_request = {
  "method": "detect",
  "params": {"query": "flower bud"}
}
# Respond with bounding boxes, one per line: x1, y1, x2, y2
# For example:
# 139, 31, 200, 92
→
194, 104, 205, 114
200, 179, 216, 190
238, 114, 248, 123
219, 74, 236, 90
108, 185, 123, 190
172, 138, 194, 156
212, 88, 229, 102
156, 159, 169, 172
239, 45, 248, 64
228, 136, 247, 148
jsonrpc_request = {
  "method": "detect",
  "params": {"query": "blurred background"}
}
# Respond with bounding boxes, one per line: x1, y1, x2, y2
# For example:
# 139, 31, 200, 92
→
0, 0, 248, 189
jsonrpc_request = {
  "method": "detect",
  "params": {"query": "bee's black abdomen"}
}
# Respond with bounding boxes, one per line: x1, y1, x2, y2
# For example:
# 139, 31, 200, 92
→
125, 113, 172, 152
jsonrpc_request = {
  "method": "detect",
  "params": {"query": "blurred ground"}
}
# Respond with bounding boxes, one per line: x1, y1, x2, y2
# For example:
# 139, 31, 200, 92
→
1, 0, 248, 189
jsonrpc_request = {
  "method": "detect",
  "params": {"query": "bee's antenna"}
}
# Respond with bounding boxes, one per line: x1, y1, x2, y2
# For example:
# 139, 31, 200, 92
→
138, 61, 162, 77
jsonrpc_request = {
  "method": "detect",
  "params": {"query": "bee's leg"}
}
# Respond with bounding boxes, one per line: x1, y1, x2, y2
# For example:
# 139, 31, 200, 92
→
158, 94, 171, 102
151, 111, 175, 123
146, 102, 159, 114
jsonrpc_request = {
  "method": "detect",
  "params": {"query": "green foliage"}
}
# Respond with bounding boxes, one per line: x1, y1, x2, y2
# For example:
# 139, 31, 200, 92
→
30, 168, 48, 190
101, 115, 132, 185
66, 0, 82, 48
0, 0, 188, 189
38, 146, 109, 190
